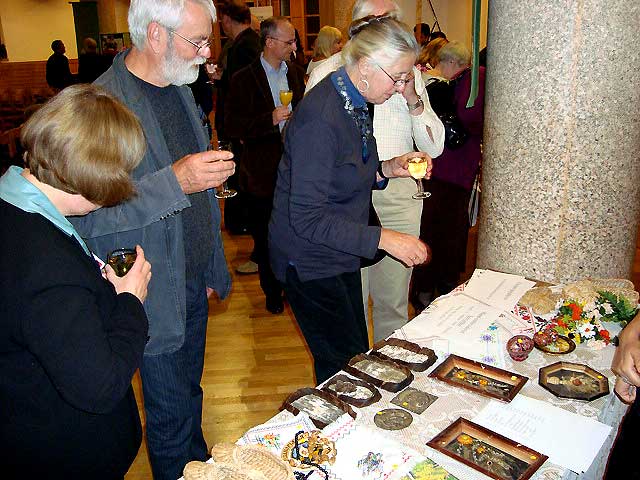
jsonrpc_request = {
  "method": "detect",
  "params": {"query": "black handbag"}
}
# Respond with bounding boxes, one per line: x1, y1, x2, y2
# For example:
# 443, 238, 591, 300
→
425, 77, 468, 150
441, 111, 468, 150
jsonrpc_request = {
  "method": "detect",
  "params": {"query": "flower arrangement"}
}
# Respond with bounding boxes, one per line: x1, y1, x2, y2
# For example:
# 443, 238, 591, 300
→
543, 291, 638, 347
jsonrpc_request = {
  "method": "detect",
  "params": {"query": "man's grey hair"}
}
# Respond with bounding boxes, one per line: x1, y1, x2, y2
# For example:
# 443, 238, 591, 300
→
128, 0, 216, 49
351, 0, 401, 22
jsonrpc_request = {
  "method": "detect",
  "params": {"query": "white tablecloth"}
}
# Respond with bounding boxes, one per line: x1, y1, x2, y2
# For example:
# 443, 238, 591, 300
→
262, 292, 627, 480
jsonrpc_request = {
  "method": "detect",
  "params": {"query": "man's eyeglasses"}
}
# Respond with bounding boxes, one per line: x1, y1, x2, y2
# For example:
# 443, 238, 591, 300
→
269, 36, 297, 46
168, 29, 211, 55
377, 64, 411, 88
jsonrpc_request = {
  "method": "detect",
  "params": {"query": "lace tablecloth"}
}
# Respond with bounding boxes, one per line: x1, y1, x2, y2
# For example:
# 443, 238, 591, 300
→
266, 292, 627, 480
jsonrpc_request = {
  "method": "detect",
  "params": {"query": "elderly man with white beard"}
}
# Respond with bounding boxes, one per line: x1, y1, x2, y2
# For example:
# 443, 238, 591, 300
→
70, 1, 234, 478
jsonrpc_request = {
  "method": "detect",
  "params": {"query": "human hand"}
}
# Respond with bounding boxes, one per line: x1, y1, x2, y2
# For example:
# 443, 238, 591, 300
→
172, 150, 235, 194
401, 72, 419, 103
272, 106, 291, 125
611, 314, 640, 402
105, 245, 152, 303
382, 151, 432, 179
378, 229, 428, 267
205, 63, 222, 81
614, 376, 637, 404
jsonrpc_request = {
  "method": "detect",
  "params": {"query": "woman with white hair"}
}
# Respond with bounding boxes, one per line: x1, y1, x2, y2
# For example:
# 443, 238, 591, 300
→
269, 15, 430, 383
307, 26, 343, 76
412, 40, 486, 310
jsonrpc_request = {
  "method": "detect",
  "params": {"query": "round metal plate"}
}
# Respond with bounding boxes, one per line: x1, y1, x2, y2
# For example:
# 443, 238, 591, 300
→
373, 408, 413, 430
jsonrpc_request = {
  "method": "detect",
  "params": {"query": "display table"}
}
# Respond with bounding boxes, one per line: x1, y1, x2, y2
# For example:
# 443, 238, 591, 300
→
255, 287, 627, 480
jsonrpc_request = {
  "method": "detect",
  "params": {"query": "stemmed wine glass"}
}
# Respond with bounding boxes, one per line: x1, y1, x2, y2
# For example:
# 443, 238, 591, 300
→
407, 157, 431, 200
279, 89, 293, 107
205, 60, 220, 84
213, 140, 237, 199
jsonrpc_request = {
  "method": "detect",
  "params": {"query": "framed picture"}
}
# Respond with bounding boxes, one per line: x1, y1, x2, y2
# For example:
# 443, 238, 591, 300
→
429, 354, 528, 402
282, 388, 356, 428
321, 374, 381, 408
99, 32, 131, 55
539, 361, 610, 401
427, 418, 548, 480
371, 338, 438, 372
344, 353, 414, 392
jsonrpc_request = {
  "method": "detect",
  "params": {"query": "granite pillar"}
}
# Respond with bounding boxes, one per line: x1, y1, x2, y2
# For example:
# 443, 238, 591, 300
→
477, 0, 640, 283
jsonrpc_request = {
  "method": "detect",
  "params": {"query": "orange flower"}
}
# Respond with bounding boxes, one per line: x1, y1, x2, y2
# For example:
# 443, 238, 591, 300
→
569, 303, 582, 320
600, 329, 611, 341
557, 319, 568, 329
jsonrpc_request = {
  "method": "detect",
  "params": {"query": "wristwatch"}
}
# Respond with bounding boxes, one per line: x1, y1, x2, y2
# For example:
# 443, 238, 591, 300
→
407, 97, 423, 112
377, 161, 387, 179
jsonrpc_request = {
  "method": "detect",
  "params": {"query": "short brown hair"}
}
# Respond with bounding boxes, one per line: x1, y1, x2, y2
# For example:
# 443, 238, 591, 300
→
21, 84, 145, 206
218, 0, 251, 24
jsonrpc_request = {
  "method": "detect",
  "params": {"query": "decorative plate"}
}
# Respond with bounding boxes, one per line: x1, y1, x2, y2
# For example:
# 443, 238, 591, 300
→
534, 335, 576, 355
343, 353, 414, 392
371, 338, 438, 372
321, 374, 381, 408
539, 361, 610, 401
282, 388, 356, 428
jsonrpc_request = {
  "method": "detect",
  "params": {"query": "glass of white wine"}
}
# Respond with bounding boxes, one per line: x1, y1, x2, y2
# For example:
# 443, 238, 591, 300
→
407, 157, 431, 200
214, 140, 237, 199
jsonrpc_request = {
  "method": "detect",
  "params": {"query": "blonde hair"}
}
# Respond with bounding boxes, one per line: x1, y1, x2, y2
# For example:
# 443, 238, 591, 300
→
313, 26, 342, 59
437, 40, 471, 67
342, 15, 418, 69
22, 84, 146, 206
417, 37, 448, 67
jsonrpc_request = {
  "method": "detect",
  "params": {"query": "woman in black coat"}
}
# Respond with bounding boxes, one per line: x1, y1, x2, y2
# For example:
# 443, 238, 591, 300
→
0, 84, 152, 479
269, 16, 430, 383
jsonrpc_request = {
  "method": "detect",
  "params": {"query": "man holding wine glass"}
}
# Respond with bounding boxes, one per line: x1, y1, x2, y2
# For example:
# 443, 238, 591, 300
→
225, 16, 305, 314
70, 1, 234, 478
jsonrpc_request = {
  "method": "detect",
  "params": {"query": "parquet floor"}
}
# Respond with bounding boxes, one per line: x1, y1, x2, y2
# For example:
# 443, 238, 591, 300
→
125, 218, 640, 479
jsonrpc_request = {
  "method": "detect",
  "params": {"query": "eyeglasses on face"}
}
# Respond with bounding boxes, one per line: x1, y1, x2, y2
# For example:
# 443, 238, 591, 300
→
269, 36, 297, 46
168, 28, 211, 55
377, 64, 411, 88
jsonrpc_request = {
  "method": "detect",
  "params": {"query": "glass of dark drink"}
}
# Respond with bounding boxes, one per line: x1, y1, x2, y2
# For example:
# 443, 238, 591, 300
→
107, 248, 137, 277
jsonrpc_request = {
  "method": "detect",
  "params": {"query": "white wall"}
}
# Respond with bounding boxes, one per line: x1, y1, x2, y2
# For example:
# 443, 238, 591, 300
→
0, 0, 78, 62
421, 0, 489, 49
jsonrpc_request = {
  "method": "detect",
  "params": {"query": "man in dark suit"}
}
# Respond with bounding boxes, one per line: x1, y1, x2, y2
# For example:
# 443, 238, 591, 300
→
225, 16, 305, 314
215, 0, 262, 242
46, 40, 74, 91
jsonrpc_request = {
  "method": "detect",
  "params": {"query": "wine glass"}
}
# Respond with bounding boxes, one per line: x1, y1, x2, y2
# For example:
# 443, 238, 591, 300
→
279, 89, 293, 107
407, 157, 431, 200
213, 140, 237, 199
205, 60, 220, 84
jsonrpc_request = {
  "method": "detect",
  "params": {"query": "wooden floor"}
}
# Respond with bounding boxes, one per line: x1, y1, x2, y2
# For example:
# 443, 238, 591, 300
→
125, 218, 640, 479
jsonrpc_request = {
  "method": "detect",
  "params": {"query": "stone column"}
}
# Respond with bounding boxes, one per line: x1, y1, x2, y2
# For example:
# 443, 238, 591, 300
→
477, 0, 640, 284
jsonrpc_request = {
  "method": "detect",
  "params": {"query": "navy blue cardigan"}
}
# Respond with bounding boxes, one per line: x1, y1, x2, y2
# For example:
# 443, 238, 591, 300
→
269, 75, 383, 282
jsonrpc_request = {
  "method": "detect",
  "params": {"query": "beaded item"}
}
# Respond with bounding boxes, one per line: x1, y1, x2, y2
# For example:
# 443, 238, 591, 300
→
282, 430, 336, 480
335, 74, 373, 162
